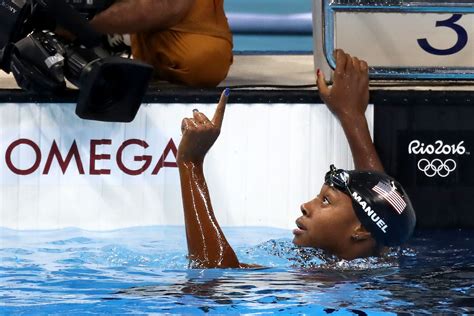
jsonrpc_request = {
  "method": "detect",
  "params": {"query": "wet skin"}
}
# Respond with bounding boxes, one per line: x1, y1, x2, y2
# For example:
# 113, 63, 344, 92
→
293, 185, 359, 256
178, 50, 385, 267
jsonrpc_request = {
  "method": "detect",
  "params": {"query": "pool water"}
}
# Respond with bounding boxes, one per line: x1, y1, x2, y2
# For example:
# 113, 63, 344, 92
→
1, 226, 473, 314
225, 0, 311, 14
225, 0, 313, 52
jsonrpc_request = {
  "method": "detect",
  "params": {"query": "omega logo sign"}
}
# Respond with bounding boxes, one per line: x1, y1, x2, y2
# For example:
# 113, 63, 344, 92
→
2, 138, 178, 176
408, 140, 469, 178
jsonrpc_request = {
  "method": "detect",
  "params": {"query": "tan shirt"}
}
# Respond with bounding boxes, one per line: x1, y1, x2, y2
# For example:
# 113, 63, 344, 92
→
169, 0, 232, 44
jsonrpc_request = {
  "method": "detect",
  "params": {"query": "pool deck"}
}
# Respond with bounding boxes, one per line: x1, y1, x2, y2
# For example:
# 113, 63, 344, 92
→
0, 55, 473, 92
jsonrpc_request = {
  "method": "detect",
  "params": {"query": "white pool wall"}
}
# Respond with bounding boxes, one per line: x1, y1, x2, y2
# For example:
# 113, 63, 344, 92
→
0, 102, 373, 230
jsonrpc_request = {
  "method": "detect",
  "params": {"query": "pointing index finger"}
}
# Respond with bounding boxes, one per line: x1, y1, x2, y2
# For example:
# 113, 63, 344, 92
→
212, 88, 230, 128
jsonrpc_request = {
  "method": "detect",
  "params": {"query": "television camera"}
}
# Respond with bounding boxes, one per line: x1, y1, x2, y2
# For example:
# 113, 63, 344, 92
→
0, 0, 153, 122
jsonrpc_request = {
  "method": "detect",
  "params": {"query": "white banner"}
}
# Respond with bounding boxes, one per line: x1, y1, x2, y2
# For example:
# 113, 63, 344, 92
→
0, 103, 373, 230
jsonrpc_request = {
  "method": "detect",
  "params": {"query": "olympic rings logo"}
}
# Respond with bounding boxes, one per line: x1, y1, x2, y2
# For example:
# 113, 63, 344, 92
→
417, 158, 457, 178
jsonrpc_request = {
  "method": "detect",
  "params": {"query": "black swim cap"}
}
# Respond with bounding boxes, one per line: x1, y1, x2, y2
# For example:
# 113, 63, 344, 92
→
325, 165, 416, 246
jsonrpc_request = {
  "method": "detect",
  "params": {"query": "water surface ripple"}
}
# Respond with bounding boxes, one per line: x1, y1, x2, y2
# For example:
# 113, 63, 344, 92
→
1, 227, 473, 314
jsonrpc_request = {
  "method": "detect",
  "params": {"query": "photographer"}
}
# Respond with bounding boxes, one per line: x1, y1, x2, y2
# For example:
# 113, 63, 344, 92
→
1, 0, 164, 122
90, 0, 233, 88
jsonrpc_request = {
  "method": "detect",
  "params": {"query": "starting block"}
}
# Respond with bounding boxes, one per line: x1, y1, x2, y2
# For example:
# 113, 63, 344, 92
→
313, 0, 474, 80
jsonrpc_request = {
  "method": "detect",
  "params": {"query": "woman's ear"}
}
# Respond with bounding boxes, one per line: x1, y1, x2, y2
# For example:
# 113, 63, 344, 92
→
350, 224, 372, 241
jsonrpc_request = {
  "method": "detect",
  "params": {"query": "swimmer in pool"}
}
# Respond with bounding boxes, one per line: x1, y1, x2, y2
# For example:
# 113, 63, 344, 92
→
177, 49, 416, 268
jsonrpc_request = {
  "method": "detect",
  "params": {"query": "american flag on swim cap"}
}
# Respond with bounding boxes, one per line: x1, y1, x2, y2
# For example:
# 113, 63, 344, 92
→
372, 181, 407, 214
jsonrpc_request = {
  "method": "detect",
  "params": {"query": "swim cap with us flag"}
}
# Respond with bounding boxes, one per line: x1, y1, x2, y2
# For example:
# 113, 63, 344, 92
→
325, 165, 416, 247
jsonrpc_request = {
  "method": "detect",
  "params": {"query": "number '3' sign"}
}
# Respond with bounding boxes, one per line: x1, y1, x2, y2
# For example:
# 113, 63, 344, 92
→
417, 14, 468, 56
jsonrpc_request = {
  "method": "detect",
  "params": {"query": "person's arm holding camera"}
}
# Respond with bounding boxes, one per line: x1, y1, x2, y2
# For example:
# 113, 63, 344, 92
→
90, 0, 194, 34
317, 49, 384, 173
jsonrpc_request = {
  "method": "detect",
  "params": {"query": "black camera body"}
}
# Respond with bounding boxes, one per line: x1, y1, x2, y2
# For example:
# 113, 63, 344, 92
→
0, 0, 153, 123
0, 0, 32, 70
63, 0, 113, 19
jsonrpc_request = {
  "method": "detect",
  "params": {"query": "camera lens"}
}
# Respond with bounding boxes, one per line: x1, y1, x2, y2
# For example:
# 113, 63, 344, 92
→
88, 65, 128, 113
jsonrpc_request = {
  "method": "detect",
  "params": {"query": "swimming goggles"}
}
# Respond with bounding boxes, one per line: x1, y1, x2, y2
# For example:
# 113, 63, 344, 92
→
324, 164, 351, 193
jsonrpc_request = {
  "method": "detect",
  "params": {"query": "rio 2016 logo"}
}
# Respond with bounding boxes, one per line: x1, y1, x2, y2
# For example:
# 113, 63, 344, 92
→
408, 140, 470, 178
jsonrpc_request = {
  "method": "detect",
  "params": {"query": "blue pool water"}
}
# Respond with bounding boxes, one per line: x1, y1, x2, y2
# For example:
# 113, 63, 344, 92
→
225, 0, 311, 14
1, 227, 473, 314
225, 0, 313, 52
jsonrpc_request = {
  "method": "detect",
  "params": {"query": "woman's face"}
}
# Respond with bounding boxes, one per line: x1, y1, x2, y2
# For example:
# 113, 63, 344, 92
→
293, 184, 360, 255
